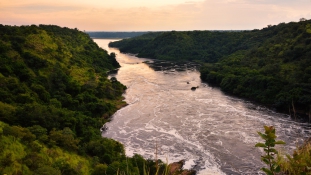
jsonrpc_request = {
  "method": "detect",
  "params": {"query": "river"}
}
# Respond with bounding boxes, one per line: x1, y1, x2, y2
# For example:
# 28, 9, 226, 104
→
95, 39, 311, 175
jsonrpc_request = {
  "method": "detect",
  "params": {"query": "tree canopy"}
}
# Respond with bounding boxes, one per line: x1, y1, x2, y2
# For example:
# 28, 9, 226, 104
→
0, 24, 166, 175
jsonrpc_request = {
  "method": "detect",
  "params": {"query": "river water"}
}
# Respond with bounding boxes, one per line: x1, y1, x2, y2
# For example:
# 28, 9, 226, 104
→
95, 39, 311, 175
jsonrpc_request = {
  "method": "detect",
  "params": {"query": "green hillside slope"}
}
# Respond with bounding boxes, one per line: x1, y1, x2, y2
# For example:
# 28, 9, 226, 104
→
109, 32, 163, 54
200, 20, 311, 116
0, 24, 126, 130
0, 24, 163, 174
109, 20, 311, 117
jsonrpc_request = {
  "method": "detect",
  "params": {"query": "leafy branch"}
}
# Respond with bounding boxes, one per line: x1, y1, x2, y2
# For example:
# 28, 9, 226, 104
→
255, 126, 285, 175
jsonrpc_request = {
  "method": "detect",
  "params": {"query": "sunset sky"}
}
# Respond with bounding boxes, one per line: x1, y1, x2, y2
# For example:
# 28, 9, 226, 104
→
1, 0, 311, 31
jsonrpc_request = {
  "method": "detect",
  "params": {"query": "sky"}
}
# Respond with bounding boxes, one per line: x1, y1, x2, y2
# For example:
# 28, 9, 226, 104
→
1, 0, 311, 31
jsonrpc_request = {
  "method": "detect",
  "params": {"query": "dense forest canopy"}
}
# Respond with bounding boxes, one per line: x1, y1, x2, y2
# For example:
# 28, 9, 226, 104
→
0, 24, 169, 175
109, 20, 311, 117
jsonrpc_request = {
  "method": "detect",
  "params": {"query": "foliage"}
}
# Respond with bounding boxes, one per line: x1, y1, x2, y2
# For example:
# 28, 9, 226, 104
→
109, 32, 163, 54
109, 30, 252, 62
0, 121, 92, 174
255, 126, 285, 174
256, 126, 311, 175
199, 20, 311, 117
0, 24, 166, 175
277, 140, 311, 174
0, 24, 127, 138
0, 121, 173, 174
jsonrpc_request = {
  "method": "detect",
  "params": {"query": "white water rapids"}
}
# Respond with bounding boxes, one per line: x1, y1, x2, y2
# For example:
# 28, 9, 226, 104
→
95, 39, 311, 175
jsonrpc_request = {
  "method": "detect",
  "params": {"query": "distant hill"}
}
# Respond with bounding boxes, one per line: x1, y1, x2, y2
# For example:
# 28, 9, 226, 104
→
86, 31, 150, 38
109, 20, 311, 118
109, 32, 164, 53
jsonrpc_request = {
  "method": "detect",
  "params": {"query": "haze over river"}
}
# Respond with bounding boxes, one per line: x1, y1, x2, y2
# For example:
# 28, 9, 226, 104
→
95, 39, 311, 175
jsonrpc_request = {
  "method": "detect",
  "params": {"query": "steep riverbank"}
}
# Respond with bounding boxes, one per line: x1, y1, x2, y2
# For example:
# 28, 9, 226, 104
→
0, 25, 164, 175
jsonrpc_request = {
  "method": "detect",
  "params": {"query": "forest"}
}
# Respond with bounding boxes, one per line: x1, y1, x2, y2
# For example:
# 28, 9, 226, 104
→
0, 25, 177, 175
109, 19, 311, 119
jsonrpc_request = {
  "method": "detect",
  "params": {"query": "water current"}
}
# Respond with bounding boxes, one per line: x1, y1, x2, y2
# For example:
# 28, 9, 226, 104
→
95, 39, 311, 175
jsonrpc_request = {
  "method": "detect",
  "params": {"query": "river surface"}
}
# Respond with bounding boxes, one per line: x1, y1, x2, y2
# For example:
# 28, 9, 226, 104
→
95, 39, 311, 175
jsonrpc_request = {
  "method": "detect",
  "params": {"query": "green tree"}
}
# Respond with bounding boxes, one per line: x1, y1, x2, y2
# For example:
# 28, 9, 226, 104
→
28, 125, 48, 143
92, 164, 108, 175
49, 127, 79, 151
34, 166, 61, 175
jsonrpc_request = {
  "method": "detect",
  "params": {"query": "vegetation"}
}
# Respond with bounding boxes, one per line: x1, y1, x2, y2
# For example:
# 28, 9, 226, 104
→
277, 140, 311, 174
256, 126, 311, 175
0, 24, 183, 174
109, 19, 311, 118
255, 126, 285, 174
0, 120, 176, 175
109, 32, 163, 54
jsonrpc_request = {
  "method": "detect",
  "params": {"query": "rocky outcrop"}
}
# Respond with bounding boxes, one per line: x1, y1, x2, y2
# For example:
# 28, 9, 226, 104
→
168, 160, 196, 175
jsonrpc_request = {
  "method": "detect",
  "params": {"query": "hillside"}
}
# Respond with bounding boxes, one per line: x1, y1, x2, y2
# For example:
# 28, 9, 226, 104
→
0, 24, 153, 174
109, 32, 164, 53
0, 24, 126, 129
109, 20, 311, 117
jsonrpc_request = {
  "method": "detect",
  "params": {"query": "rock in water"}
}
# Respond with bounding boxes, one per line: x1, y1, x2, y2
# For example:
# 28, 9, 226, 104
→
168, 160, 196, 175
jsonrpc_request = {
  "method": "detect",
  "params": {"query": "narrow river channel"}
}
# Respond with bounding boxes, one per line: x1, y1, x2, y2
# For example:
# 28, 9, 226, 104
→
95, 39, 311, 175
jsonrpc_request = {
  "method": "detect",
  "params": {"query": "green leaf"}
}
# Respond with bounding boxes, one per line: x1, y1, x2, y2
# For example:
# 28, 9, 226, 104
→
267, 132, 277, 139
261, 158, 269, 164
269, 148, 278, 154
262, 155, 274, 160
264, 126, 274, 133
257, 132, 268, 140
264, 126, 271, 132
274, 164, 281, 172
255, 143, 266, 147
275, 140, 285, 144
261, 168, 273, 175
